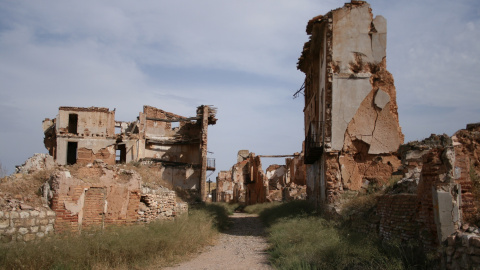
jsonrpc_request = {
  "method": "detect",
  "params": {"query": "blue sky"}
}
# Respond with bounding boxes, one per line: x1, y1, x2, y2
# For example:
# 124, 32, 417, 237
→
1, 0, 479, 177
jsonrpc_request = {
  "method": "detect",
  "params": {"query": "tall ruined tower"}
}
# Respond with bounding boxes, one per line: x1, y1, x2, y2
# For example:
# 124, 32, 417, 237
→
297, 1, 404, 209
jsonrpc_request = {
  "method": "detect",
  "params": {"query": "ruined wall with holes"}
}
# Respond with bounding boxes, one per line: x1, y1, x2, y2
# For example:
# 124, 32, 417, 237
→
285, 153, 306, 186
216, 170, 235, 203
217, 150, 307, 204
49, 165, 142, 232
298, 1, 403, 210
245, 153, 268, 205
141, 105, 202, 165
43, 105, 217, 202
43, 107, 117, 166
45, 163, 187, 233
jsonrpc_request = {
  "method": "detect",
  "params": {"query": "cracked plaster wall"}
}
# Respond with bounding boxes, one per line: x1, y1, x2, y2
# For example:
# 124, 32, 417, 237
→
299, 1, 404, 208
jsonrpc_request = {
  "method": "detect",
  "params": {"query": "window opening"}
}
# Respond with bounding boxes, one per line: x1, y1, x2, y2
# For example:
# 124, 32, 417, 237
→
67, 141, 78, 165
116, 144, 126, 164
68, 114, 78, 134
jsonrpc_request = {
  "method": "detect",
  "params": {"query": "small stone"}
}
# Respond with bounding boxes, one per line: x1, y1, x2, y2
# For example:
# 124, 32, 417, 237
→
20, 204, 33, 210
24, 234, 35, 242
31, 226, 39, 233
46, 211, 56, 217
10, 212, 19, 219
18, 227, 28, 235
36, 232, 45, 238
19, 211, 29, 219
45, 224, 54, 233
30, 210, 40, 217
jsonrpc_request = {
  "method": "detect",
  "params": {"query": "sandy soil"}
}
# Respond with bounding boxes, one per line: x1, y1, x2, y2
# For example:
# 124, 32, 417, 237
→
162, 213, 273, 270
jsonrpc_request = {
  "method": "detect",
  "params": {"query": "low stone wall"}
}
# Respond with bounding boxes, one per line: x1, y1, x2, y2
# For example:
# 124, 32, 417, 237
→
0, 208, 55, 243
444, 231, 480, 269
137, 186, 188, 222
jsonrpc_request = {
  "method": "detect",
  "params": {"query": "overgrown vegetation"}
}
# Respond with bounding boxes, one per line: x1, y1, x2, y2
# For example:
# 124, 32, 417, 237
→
253, 201, 434, 270
0, 204, 231, 270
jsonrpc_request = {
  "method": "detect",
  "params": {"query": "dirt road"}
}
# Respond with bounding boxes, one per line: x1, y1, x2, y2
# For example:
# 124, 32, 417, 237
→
163, 213, 273, 270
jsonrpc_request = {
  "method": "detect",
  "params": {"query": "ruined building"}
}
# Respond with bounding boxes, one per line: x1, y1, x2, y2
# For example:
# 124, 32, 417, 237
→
43, 105, 217, 201
297, 1, 404, 208
216, 150, 307, 204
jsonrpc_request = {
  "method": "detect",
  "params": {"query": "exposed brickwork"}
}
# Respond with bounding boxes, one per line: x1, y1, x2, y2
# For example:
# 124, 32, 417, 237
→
377, 194, 418, 242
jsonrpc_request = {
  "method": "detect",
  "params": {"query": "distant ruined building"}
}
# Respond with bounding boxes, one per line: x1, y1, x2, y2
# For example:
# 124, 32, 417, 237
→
216, 150, 306, 204
43, 105, 217, 201
297, 1, 403, 209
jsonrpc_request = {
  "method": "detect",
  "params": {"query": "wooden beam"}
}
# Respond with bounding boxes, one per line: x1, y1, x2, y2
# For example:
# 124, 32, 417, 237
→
258, 155, 298, 158
146, 116, 200, 122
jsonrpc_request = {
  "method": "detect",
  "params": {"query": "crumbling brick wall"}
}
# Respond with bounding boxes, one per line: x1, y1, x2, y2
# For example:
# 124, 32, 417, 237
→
452, 123, 480, 223
349, 132, 476, 252
48, 164, 142, 232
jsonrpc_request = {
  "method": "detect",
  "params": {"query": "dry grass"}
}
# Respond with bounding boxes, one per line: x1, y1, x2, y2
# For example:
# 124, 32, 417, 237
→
0, 207, 224, 270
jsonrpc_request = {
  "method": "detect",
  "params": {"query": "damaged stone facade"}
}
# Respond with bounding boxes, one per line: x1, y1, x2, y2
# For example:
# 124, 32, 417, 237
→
216, 150, 307, 204
297, 1, 403, 209
43, 105, 217, 201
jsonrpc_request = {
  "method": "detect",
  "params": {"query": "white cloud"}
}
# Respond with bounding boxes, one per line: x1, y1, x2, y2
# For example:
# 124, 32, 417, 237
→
0, 0, 479, 175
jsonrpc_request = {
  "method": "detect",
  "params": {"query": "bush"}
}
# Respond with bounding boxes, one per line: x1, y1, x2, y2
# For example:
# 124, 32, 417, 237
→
0, 208, 220, 269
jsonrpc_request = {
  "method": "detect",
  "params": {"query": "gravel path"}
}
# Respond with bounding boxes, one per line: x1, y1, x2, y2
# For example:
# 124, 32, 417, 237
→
163, 213, 273, 270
